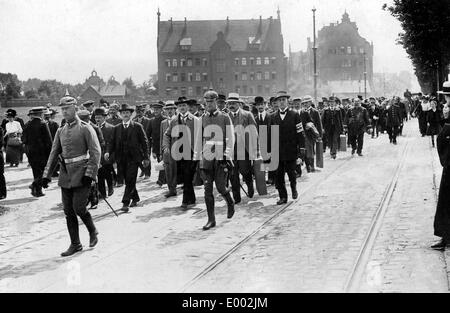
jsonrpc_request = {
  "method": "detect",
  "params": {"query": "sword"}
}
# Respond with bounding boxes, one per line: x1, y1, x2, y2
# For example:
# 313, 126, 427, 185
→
102, 197, 119, 217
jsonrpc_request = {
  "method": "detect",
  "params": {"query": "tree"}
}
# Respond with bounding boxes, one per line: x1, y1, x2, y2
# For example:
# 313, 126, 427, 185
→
0, 73, 21, 99
24, 89, 38, 99
383, 0, 450, 94
122, 77, 137, 96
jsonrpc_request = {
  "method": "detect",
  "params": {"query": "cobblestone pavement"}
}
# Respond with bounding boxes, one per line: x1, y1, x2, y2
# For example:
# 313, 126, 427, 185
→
0, 121, 448, 292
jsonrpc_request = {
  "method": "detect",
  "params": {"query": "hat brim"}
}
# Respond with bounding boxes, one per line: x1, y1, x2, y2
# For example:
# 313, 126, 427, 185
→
275, 95, 290, 100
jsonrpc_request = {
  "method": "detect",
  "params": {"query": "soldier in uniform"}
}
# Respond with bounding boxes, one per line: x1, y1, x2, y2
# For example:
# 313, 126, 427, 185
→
22, 107, 53, 197
41, 96, 101, 257
162, 98, 201, 208
270, 91, 306, 205
227, 93, 258, 204
160, 101, 178, 197
105, 104, 150, 212
133, 103, 151, 179
147, 102, 166, 186
200, 90, 235, 230
94, 107, 115, 199
321, 96, 343, 159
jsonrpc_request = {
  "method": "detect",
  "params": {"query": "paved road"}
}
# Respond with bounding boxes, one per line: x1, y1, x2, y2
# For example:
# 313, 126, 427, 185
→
0, 120, 448, 292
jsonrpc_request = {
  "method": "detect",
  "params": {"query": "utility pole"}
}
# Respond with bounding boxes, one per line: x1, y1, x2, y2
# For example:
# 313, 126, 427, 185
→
312, 7, 318, 103
363, 51, 367, 99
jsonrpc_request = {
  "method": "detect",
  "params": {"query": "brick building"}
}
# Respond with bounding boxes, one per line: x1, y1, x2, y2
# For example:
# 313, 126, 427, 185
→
289, 12, 373, 97
157, 9, 287, 100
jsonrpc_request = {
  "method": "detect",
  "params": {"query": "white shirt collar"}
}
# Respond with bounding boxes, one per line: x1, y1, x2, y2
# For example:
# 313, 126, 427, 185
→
123, 120, 131, 127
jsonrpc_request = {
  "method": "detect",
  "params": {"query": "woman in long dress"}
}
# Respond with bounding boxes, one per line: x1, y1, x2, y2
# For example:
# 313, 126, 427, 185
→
426, 100, 442, 148
4, 112, 23, 167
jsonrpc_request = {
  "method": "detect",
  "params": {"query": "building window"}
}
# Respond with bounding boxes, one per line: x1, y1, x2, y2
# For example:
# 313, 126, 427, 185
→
235, 72, 239, 81
173, 59, 178, 67
242, 72, 248, 81
165, 73, 171, 82
180, 59, 185, 67
181, 87, 187, 96
234, 58, 240, 66
257, 85, 263, 94
196, 86, 201, 96
242, 58, 247, 66
187, 58, 193, 67
250, 72, 255, 81
264, 71, 270, 80
250, 57, 254, 65
360, 47, 364, 54
342, 59, 351, 68
264, 57, 270, 65
235, 86, 240, 93
181, 73, 186, 82
347, 46, 352, 54
256, 72, 262, 80
202, 73, 208, 81
188, 87, 193, 96
271, 72, 276, 80
188, 73, 193, 82
173, 87, 178, 96
195, 58, 201, 66
271, 57, 276, 64
216, 61, 226, 73
242, 85, 248, 94
165, 87, 171, 96
256, 57, 262, 65
165, 59, 171, 67
173, 73, 178, 82
202, 58, 208, 66
195, 73, 201, 81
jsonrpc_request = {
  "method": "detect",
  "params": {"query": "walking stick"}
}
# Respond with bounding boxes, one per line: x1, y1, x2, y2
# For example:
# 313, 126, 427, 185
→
103, 197, 119, 217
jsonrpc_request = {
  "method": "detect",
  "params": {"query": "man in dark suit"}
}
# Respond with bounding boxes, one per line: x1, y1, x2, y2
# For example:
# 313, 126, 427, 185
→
133, 103, 151, 179
227, 93, 258, 204
162, 99, 201, 208
22, 107, 52, 197
105, 103, 150, 212
160, 102, 178, 197
147, 102, 166, 186
303, 95, 323, 172
44, 109, 59, 139
368, 98, 381, 138
94, 107, 115, 199
0, 126, 5, 199
270, 91, 306, 205
345, 98, 370, 156
22, 107, 53, 197
255, 96, 274, 185
321, 97, 343, 159
385, 99, 402, 145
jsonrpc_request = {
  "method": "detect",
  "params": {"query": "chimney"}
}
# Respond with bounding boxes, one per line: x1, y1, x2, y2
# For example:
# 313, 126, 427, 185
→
225, 16, 229, 34
169, 17, 173, 32
258, 15, 262, 34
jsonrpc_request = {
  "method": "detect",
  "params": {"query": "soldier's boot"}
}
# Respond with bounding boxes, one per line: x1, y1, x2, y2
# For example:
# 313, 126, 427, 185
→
202, 197, 216, 230
61, 217, 82, 257
223, 191, 235, 219
80, 212, 99, 248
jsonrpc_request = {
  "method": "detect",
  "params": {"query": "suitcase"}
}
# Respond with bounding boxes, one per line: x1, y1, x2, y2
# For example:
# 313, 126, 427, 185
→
316, 141, 324, 168
253, 159, 267, 196
339, 135, 347, 152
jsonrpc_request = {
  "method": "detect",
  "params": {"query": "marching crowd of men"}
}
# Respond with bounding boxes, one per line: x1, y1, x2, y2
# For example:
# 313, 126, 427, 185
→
2, 86, 449, 256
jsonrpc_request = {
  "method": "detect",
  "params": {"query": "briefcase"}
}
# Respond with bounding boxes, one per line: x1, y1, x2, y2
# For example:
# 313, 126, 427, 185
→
339, 135, 347, 152
253, 159, 267, 196
316, 141, 324, 168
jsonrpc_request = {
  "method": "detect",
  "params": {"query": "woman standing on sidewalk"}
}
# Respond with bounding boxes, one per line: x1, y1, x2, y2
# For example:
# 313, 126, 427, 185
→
426, 100, 442, 148
4, 111, 23, 167
432, 82, 450, 251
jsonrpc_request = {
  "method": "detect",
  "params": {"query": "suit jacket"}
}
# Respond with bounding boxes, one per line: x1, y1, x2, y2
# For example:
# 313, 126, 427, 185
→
47, 120, 59, 139
22, 117, 53, 161
345, 106, 370, 135
322, 108, 344, 135
99, 122, 114, 164
133, 115, 151, 133
228, 109, 259, 160
148, 115, 165, 157
308, 107, 323, 137
269, 109, 306, 161
386, 104, 402, 127
108, 121, 149, 164
438, 123, 450, 168
162, 113, 201, 163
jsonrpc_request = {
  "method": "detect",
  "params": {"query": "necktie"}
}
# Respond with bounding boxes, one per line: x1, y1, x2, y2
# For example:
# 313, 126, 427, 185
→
259, 113, 263, 121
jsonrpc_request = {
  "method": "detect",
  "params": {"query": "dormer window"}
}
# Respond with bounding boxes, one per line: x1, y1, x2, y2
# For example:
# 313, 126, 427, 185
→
248, 37, 261, 49
180, 38, 192, 51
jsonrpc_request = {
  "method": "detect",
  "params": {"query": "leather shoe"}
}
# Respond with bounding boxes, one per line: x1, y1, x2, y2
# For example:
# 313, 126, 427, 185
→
130, 200, 139, 208
277, 198, 287, 205
292, 189, 298, 200
431, 240, 447, 251
120, 205, 129, 213
247, 184, 254, 198
202, 221, 216, 230
89, 231, 99, 248
108, 188, 114, 197
358, 153, 363, 157
164, 191, 177, 198
61, 244, 83, 257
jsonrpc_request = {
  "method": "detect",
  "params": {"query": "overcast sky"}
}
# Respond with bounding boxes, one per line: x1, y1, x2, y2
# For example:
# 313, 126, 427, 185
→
0, 0, 418, 86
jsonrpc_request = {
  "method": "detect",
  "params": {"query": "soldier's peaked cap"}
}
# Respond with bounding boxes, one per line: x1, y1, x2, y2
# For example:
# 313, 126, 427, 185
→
82, 100, 95, 106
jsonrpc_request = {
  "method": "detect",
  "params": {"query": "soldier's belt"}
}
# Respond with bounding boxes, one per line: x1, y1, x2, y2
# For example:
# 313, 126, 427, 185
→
64, 154, 89, 164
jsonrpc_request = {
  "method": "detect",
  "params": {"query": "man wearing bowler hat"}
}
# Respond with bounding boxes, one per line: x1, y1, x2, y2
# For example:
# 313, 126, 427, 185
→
321, 96, 343, 159
105, 103, 150, 212
22, 107, 53, 197
270, 91, 306, 205
41, 96, 101, 257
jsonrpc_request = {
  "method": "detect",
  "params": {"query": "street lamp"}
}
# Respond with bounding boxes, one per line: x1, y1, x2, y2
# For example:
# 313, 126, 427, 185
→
312, 7, 318, 103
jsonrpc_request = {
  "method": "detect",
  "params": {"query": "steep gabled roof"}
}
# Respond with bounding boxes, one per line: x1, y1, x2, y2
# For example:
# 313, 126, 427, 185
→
159, 17, 282, 53
98, 85, 127, 97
